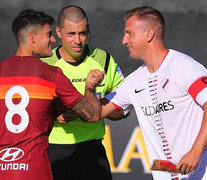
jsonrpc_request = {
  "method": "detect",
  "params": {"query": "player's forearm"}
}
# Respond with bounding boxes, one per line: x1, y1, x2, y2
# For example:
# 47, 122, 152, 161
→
176, 103, 207, 174
106, 110, 130, 121
100, 97, 118, 119
71, 94, 100, 122
83, 89, 101, 122
77, 69, 104, 122
106, 104, 132, 121
190, 101, 207, 153
176, 102, 207, 175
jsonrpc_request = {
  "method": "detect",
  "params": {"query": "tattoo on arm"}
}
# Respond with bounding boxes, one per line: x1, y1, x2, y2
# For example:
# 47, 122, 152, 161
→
72, 99, 96, 121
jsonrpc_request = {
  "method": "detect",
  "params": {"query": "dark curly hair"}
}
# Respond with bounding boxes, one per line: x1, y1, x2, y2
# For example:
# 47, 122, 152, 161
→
12, 9, 55, 45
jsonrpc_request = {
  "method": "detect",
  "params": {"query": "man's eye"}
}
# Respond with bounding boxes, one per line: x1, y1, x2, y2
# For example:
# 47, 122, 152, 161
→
48, 31, 53, 37
81, 32, 87, 36
67, 33, 74, 37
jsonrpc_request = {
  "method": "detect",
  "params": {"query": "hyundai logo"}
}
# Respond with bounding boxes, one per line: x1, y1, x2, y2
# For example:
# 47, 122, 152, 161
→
0, 148, 24, 162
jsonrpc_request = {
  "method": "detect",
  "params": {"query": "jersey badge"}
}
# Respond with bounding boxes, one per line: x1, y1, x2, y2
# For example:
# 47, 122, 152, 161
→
162, 79, 169, 92
96, 92, 102, 99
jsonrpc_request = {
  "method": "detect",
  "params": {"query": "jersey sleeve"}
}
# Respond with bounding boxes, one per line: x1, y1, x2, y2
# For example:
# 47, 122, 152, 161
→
104, 55, 124, 94
188, 76, 207, 105
175, 55, 207, 106
54, 68, 84, 109
105, 76, 132, 110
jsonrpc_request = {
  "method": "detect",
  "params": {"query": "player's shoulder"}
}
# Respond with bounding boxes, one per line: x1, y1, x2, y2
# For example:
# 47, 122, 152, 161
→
87, 45, 110, 62
0, 55, 16, 63
169, 49, 196, 64
87, 45, 113, 70
125, 64, 145, 82
40, 58, 58, 70
40, 59, 66, 83
169, 49, 204, 69
88, 45, 108, 56
167, 49, 207, 80
35, 55, 61, 75
0, 56, 13, 71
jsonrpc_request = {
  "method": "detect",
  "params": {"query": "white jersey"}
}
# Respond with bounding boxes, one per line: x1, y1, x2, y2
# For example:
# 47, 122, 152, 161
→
109, 49, 207, 180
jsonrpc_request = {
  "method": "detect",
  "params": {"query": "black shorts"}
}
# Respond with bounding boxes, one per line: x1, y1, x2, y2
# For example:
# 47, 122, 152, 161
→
49, 140, 113, 180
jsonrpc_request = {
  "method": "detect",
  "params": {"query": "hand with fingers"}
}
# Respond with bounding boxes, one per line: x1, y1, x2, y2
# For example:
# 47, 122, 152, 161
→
176, 149, 200, 175
57, 109, 79, 123
85, 69, 105, 91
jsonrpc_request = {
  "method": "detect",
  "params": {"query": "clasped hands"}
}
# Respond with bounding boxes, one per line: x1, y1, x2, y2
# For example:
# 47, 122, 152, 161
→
58, 69, 104, 123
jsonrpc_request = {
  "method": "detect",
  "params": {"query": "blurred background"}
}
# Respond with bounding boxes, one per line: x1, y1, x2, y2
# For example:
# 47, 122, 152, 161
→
1, 0, 207, 179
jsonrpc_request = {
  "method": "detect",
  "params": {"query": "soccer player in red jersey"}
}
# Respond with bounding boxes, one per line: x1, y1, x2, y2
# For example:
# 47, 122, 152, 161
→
0, 9, 103, 180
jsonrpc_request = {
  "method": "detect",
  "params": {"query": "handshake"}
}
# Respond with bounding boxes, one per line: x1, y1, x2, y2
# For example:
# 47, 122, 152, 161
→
85, 69, 105, 91
57, 69, 105, 124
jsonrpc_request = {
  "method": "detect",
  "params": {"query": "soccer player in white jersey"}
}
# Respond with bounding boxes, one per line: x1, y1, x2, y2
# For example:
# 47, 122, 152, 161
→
99, 6, 207, 180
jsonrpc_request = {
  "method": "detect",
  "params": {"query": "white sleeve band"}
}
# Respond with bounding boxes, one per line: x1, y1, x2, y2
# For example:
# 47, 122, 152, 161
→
121, 105, 133, 115
196, 87, 207, 106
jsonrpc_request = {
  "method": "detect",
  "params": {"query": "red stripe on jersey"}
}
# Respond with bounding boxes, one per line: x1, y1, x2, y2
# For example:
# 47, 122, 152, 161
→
188, 76, 207, 100
0, 77, 55, 88
111, 102, 123, 111
161, 49, 169, 64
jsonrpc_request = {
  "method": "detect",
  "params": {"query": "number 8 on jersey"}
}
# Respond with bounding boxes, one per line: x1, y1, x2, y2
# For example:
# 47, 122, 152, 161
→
5, 86, 29, 133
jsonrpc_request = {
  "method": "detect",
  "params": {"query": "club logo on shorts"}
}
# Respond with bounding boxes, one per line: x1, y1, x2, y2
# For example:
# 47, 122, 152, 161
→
0, 148, 24, 162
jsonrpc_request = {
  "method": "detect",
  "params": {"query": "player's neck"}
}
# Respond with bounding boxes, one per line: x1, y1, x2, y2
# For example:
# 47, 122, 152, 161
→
15, 47, 33, 57
145, 47, 168, 73
59, 46, 85, 63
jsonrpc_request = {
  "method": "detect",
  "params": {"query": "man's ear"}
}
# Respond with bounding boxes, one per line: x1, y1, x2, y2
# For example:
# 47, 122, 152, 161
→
29, 32, 35, 43
56, 26, 62, 39
146, 29, 155, 42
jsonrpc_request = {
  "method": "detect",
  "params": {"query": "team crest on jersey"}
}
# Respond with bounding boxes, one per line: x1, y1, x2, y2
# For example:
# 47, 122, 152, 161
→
162, 79, 169, 92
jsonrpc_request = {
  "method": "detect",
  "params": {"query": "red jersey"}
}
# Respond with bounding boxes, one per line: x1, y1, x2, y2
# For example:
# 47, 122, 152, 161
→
0, 56, 83, 180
